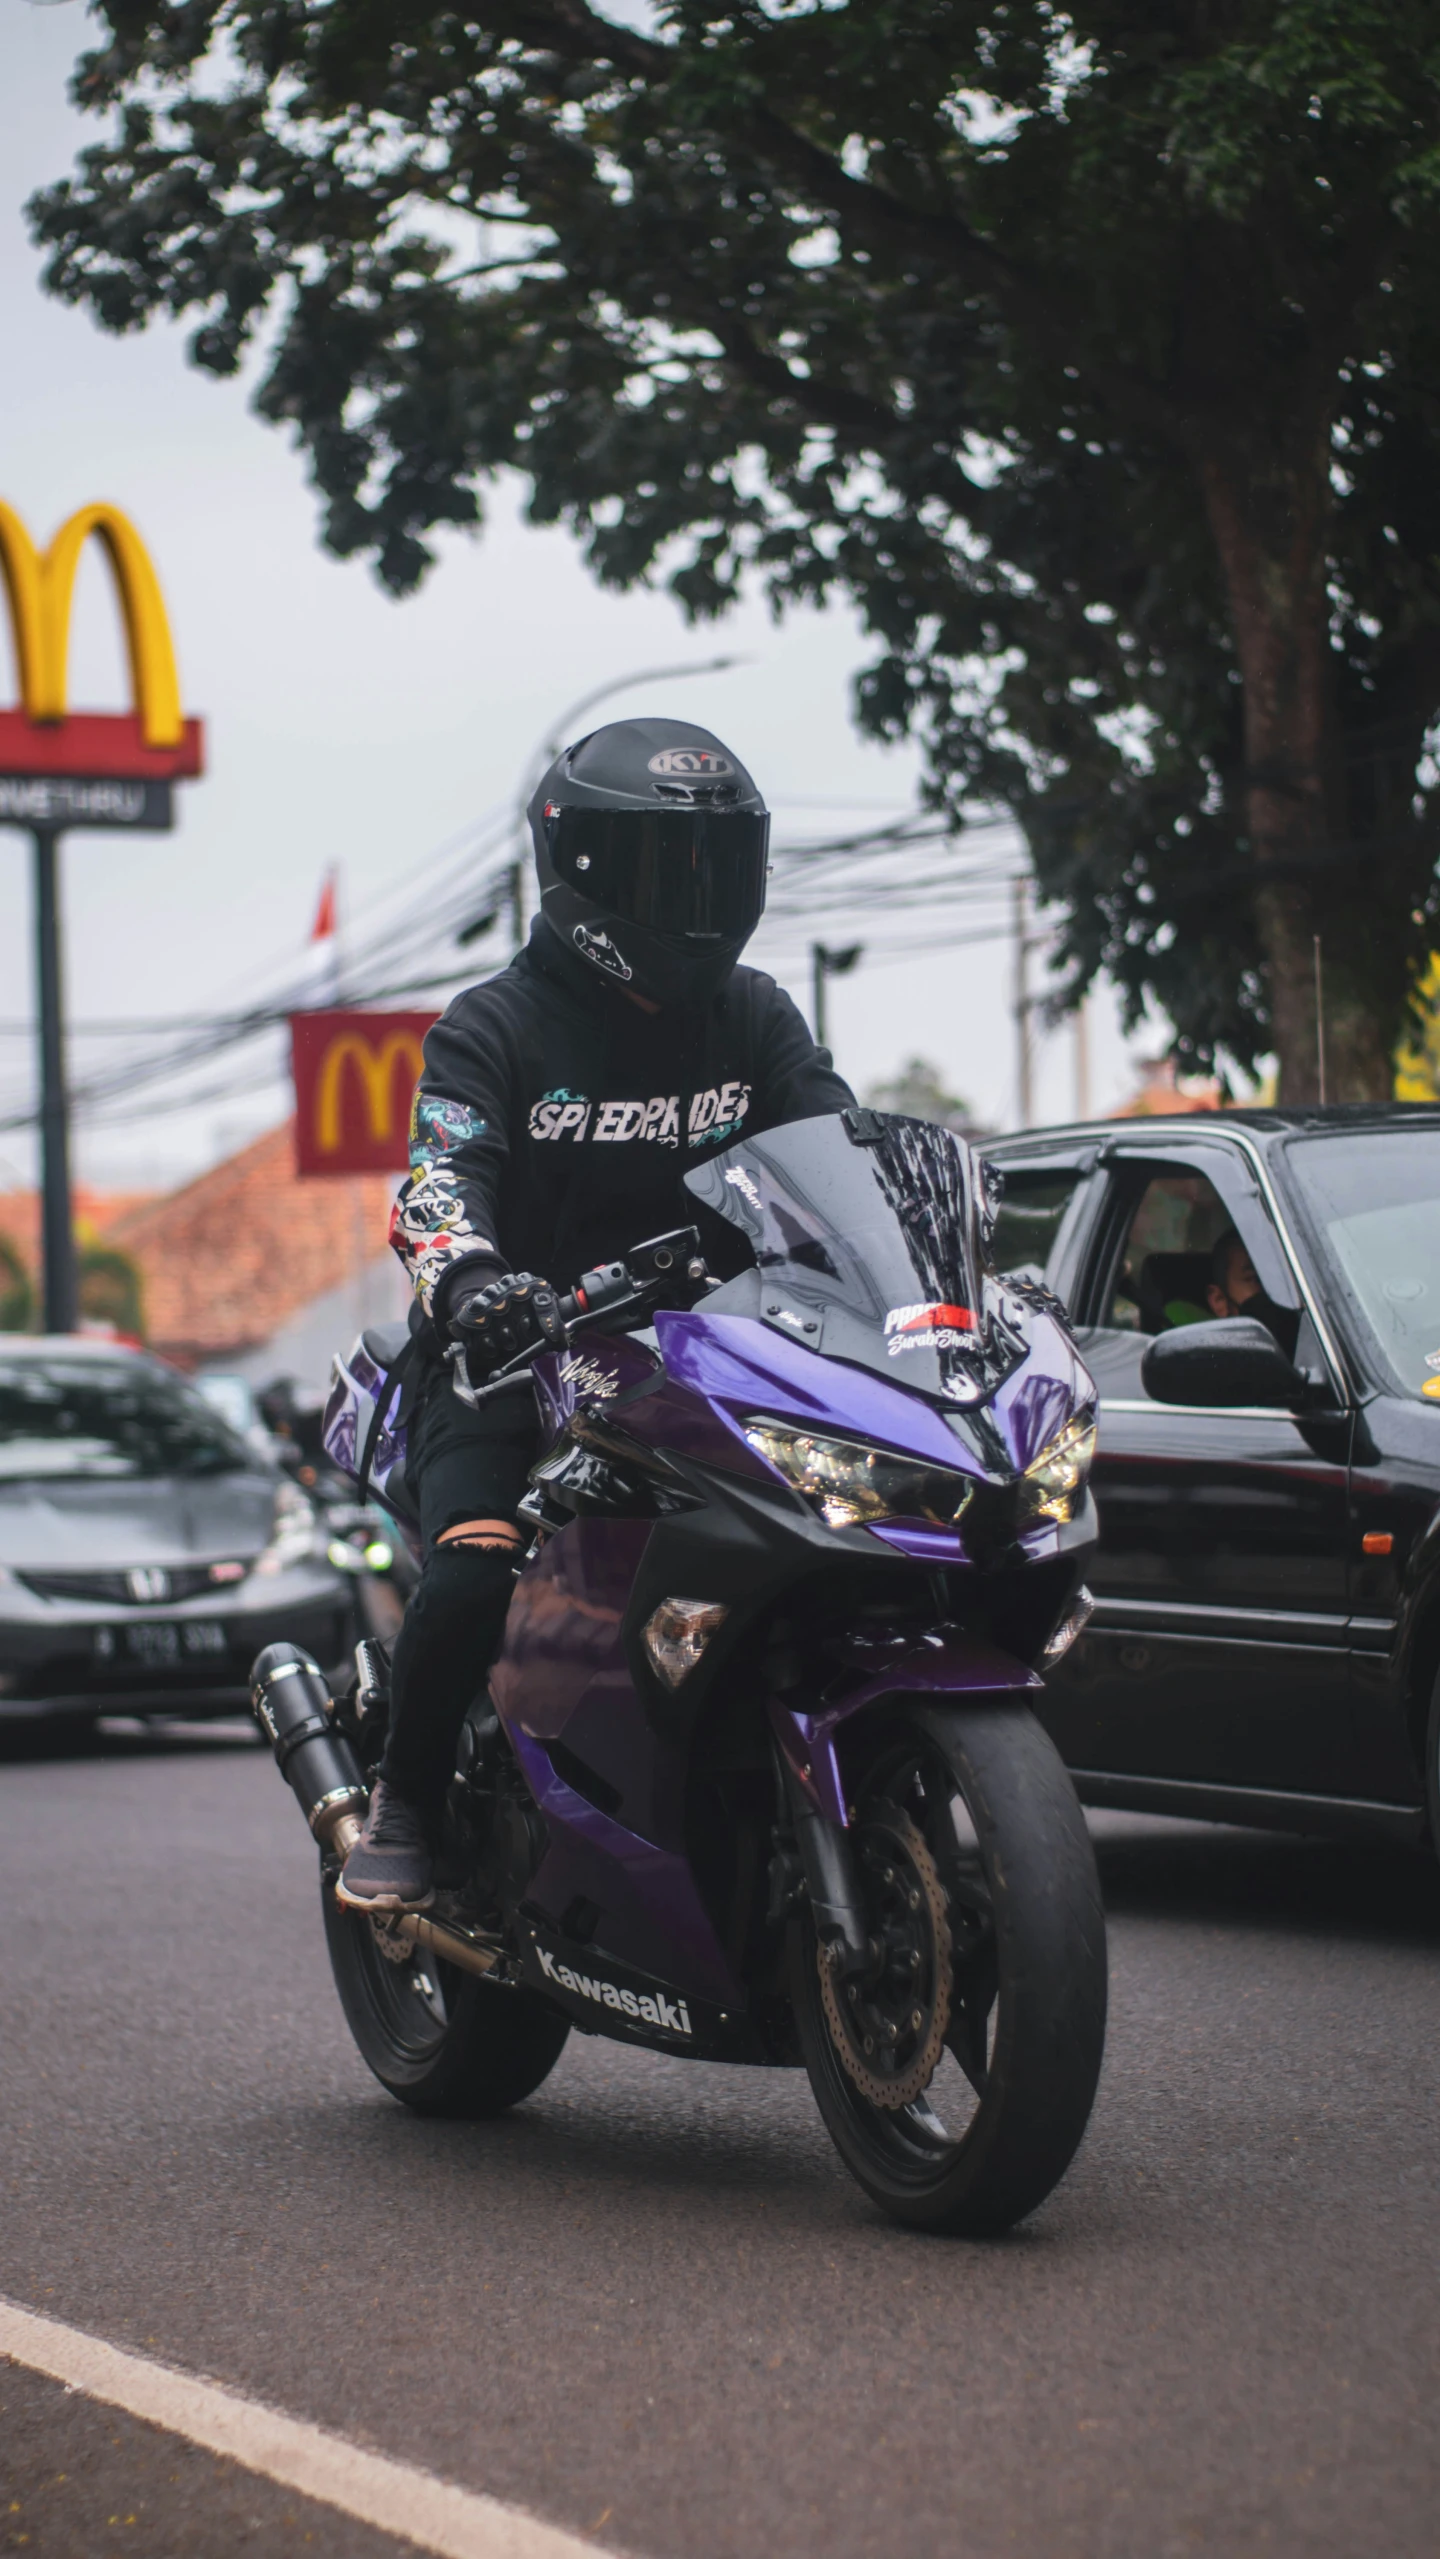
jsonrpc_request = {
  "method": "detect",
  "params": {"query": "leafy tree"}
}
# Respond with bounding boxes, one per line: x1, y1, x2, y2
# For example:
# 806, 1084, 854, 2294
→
0, 1233, 33, 1332
78, 1242, 146, 1339
864, 1055, 984, 1135
31, 2, 1440, 1097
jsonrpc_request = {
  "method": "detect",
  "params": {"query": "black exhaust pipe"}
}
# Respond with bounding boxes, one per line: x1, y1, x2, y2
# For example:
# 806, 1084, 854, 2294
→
250, 1642, 367, 1855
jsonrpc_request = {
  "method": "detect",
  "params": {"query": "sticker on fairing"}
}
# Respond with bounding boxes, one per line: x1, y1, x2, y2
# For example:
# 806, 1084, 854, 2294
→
558, 1353, 615, 1403
535, 1943, 692, 2036
1423, 1376, 1440, 1400
884, 1301, 975, 1356
1424, 1349, 1440, 1372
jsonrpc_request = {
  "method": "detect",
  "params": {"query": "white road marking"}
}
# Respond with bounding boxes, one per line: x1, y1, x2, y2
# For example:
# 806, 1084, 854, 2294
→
0, 2295, 611, 2559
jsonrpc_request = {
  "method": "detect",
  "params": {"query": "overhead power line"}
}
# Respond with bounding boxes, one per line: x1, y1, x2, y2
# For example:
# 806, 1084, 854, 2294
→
0, 801, 1027, 1138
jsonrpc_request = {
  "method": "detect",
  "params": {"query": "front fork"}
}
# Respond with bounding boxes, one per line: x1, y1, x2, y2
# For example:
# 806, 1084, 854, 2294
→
771, 1707, 873, 1981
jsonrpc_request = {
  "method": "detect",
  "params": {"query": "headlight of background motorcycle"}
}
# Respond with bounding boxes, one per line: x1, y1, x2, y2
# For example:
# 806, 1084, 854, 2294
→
743, 1419, 975, 1530
254, 1479, 325, 1577
1017, 1416, 1097, 1526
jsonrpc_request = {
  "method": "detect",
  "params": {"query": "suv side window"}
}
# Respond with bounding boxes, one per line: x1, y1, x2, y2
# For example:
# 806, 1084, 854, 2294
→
987, 1168, 1088, 1292
1078, 1166, 1238, 1400
1106, 1171, 1232, 1333
1077, 1157, 1313, 1401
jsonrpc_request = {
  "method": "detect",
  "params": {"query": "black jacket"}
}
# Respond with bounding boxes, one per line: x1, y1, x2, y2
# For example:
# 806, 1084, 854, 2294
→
391, 916, 855, 1331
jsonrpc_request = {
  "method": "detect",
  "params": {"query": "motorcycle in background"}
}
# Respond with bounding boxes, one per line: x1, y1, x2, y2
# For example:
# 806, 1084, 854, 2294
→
253, 1111, 1106, 2235
255, 1375, 416, 1644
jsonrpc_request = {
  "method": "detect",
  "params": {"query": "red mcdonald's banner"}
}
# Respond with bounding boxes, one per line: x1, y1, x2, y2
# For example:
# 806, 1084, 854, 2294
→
290, 1009, 438, 1177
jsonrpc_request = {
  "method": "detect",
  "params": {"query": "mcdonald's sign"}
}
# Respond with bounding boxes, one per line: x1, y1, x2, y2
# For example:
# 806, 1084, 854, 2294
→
0, 500, 204, 822
291, 1010, 439, 1177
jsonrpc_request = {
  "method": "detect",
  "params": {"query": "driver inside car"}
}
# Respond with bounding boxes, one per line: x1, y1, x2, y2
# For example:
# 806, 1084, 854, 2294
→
1205, 1227, 1300, 1358
337, 718, 855, 1913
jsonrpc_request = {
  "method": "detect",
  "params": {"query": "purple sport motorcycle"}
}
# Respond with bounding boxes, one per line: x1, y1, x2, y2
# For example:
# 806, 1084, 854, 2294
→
252, 1111, 1106, 2234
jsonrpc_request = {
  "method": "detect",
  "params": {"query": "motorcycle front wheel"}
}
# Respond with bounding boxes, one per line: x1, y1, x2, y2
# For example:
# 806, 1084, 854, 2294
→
791, 1700, 1106, 2235
322, 1879, 570, 2118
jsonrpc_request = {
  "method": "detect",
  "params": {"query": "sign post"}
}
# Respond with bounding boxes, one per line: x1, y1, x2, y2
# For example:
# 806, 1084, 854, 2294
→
0, 503, 205, 1331
32, 824, 75, 1330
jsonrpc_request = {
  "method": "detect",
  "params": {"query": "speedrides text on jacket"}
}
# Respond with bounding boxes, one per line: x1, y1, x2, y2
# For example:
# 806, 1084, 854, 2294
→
390, 916, 856, 1330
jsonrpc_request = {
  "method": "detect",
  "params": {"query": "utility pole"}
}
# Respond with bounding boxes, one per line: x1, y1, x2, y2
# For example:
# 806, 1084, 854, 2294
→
1073, 987, 1092, 1122
811, 942, 863, 1054
32, 823, 76, 1333
1012, 873, 1035, 1129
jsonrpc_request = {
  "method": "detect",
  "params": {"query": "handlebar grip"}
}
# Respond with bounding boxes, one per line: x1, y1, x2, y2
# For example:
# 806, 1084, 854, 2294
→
567, 1260, 631, 1319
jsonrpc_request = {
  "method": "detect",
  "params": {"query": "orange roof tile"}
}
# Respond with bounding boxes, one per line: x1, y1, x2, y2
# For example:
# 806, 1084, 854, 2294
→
106, 1121, 397, 1365
2, 1123, 399, 1366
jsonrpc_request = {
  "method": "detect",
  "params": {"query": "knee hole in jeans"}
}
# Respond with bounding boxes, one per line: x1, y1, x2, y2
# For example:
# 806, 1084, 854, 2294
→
436, 1517, 523, 1553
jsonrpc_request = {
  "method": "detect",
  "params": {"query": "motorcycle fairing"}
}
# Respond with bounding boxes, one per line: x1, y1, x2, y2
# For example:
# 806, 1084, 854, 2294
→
683, 1111, 991, 1405
768, 1628, 1042, 1824
322, 1333, 409, 1508
531, 1329, 664, 1443
490, 1519, 741, 2008
490, 1439, 1058, 2044
650, 1309, 986, 1476
513, 1913, 766, 2062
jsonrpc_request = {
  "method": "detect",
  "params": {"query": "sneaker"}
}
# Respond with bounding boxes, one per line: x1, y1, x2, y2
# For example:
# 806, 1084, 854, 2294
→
335, 1780, 435, 1912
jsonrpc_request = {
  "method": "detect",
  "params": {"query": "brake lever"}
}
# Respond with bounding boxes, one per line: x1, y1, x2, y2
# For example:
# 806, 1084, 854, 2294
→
446, 1328, 571, 1410
446, 1241, 710, 1408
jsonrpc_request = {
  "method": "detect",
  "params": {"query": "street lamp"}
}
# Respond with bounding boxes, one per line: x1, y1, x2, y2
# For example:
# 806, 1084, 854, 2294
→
811, 942, 863, 1054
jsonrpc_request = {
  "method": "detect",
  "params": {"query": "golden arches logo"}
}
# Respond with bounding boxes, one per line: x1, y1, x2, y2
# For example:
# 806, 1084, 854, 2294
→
0, 500, 182, 748
315, 1030, 428, 1153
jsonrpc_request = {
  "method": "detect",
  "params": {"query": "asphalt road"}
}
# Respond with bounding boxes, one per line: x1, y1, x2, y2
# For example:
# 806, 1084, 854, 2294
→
3, 1717, 1440, 2559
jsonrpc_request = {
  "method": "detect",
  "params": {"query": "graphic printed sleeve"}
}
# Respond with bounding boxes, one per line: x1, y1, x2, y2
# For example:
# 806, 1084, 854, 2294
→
388, 997, 513, 1320
752, 981, 857, 1130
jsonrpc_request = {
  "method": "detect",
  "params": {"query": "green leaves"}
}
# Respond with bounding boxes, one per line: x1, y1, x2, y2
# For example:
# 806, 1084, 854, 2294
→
30, 0, 1440, 1082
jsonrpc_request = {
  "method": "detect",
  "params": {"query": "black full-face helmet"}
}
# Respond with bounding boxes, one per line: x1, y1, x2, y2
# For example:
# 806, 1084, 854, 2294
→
528, 716, 769, 1008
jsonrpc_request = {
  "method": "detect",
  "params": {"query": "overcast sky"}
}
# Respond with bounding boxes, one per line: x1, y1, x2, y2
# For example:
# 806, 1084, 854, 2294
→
1, 1, 1156, 1199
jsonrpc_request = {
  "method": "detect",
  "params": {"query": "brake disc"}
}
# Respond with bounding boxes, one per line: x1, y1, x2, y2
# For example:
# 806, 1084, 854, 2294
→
818, 1806, 952, 2111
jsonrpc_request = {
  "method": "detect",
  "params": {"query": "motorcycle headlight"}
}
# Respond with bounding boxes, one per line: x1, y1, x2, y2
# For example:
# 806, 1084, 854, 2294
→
254, 1479, 324, 1577
1018, 1416, 1097, 1526
743, 1418, 975, 1530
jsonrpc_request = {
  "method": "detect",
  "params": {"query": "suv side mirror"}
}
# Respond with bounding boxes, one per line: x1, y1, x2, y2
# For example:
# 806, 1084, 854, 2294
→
1140, 1316, 1306, 1410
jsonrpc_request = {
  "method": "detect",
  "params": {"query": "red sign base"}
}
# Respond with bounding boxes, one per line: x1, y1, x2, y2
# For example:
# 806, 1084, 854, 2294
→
0, 709, 204, 780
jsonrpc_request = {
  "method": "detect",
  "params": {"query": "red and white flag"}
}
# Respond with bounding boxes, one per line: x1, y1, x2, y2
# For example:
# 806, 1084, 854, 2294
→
302, 867, 341, 1001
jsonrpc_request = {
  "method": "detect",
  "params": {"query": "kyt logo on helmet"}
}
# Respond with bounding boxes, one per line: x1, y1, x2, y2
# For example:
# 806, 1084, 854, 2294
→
528, 716, 770, 1009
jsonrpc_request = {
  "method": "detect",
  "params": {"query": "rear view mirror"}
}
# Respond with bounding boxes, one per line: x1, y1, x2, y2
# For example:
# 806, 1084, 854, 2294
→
1140, 1316, 1306, 1410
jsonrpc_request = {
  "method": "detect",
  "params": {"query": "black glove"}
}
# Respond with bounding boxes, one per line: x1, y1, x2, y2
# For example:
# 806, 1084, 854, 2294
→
450, 1271, 565, 1381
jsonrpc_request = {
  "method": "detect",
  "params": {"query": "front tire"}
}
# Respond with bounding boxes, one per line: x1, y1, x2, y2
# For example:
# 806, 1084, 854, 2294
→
792, 1700, 1106, 2235
322, 1879, 570, 2117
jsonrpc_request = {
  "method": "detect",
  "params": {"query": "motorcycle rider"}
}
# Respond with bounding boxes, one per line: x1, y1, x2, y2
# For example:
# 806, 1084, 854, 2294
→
338, 717, 855, 1911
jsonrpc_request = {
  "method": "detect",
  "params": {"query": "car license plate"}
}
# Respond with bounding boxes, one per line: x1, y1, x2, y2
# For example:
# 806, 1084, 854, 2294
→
95, 1621, 230, 1666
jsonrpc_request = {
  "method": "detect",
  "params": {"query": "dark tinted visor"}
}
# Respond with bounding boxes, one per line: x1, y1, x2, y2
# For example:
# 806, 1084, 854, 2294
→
547, 806, 769, 937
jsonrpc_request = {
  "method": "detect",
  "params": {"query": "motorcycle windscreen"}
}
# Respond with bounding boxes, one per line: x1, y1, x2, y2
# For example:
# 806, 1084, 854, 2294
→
684, 1111, 989, 1402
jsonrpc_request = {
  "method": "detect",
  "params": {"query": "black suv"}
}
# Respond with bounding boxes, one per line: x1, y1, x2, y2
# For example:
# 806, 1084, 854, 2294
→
984, 1106, 1440, 1854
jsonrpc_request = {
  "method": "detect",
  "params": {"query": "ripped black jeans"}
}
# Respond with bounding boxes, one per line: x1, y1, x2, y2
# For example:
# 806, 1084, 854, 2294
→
379, 1363, 540, 1815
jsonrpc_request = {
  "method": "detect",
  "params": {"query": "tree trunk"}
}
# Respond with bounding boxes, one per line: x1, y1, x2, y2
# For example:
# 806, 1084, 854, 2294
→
1199, 455, 1393, 1102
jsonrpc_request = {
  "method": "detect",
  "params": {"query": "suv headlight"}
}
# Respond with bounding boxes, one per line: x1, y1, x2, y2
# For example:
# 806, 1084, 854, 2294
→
254, 1479, 324, 1576
743, 1418, 975, 1530
1018, 1416, 1097, 1526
